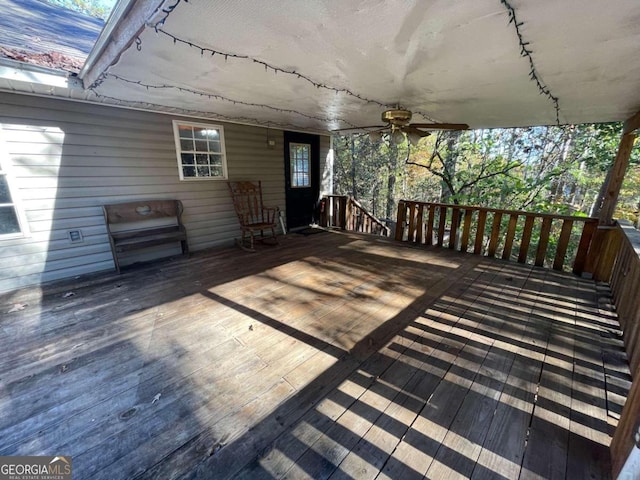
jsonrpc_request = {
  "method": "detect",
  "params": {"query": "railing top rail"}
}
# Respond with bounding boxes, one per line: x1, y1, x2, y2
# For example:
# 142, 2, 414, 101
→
398, 199, 598, 223
618, 220, 640, 256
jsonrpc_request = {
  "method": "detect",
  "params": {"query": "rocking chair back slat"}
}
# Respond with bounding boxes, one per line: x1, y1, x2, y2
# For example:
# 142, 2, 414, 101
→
227, 181, 279, 251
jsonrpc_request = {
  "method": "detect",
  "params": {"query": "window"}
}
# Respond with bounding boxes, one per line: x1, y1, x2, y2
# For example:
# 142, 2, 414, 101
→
0, 160, 26, 237
290, 143, 311, 188
172, 121, 228, 180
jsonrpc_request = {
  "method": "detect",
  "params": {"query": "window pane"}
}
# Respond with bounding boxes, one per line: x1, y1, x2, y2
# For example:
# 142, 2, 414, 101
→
209, 154, 223, 167
196, 154, 209, 165
180, 139, 194, 151
182, 166, 195, 177
211, 166, 223, 176
0, 206, 20, 234
209, 141, 221, 153
181, 153, 195, 165
194, 127, 219, 140
0, 176, 13, 204
197, 166, 211, 177
290, 144, 311, 187
178, 126, 194, 138
193, 128, 208, 140
195, 140, 208, 152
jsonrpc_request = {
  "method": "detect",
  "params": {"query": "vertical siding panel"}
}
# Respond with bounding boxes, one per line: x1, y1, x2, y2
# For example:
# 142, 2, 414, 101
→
0, 93, 327, 292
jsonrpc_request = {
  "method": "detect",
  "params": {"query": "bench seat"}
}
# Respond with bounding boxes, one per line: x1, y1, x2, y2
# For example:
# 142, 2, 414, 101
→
103, 200, 188, 272
111, 226, 187, 252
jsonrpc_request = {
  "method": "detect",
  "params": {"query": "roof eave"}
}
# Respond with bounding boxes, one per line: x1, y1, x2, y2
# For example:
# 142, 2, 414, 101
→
79, 0, 165, 89
0, 57, 83, 89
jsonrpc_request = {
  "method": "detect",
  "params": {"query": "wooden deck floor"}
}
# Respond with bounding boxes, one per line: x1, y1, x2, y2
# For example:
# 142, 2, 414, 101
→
0, 230, 630, 480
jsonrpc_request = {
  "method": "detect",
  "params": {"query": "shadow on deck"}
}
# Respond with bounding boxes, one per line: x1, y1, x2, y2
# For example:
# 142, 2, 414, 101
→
0, 230, 630, 479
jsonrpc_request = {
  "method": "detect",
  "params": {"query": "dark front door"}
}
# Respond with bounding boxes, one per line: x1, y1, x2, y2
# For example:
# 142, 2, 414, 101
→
284, 131, 320, 230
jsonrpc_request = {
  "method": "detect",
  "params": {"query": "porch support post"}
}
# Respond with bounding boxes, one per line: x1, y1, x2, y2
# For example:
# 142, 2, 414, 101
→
584, 113, 638, 280
598, 114, 639, 225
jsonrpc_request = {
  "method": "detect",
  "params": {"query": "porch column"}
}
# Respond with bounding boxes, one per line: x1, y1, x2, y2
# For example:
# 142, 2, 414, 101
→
598, 111, 639, 225
585, 112, 639, 280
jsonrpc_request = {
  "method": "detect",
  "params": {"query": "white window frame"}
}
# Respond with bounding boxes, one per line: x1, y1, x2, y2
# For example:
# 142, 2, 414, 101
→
289, 142, 311, 188
0, 126, 30, 239
172, 120, 228, 181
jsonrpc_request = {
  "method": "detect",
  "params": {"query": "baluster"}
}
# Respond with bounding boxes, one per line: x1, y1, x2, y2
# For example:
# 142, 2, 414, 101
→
488, 212, 503, 257
502, 214, 519, 260
553, 219, 574, 270
474, 210, 487, 255
460, 208, 473, 253
535, 217, 553, 267
437, 206, 447, 247
449, 207, 460, 249
518, 215, 535, 263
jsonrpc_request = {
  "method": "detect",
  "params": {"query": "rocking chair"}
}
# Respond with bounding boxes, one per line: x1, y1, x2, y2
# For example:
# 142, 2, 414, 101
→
227, 180, 279, 251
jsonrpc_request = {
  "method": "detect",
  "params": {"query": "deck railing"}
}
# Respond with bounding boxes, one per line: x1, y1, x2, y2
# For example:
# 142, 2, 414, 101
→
394, 200, 598, 275
320, 195, 390, 236
605, 222, 640, 478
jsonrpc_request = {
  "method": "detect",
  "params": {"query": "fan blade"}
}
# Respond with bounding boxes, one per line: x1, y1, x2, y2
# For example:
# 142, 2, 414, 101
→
330, 125, 386, 133
403, 126, 431, 137
409, 123, 469, 130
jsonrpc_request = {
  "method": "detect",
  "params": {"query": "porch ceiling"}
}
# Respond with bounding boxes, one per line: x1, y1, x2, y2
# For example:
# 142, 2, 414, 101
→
83, 0, 640, 131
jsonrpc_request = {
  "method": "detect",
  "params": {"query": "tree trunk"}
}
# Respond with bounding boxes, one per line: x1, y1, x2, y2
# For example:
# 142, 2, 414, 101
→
386, 140, 398, 220
350, 136, 357, 199
440, 132, 460, 203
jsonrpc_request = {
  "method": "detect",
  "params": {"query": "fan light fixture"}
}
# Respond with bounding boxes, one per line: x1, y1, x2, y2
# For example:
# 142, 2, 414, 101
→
369, 131, 383, 142
391, 128, 405, 145
407, 131, 422, 146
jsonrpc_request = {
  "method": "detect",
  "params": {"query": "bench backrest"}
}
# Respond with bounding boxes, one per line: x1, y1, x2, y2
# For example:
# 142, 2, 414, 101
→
103, 200, 184, 226
227, 181, 267, 225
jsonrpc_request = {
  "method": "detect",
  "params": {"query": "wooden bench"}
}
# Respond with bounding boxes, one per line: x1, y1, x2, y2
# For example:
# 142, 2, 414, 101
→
227, 181, 279, 251
103, 199, 188, 273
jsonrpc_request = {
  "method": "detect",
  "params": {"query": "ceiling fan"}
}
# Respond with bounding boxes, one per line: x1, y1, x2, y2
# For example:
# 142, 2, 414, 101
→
333, 108, 469, 145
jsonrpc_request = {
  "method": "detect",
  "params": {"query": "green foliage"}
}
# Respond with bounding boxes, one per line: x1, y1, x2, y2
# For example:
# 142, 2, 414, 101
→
333, 122, 639, 225
43, 0, 113, 19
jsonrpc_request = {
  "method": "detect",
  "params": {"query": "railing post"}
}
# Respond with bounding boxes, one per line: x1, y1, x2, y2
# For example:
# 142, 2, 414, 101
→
395, 201, 406, 241
319, 197, 328, 227
594, 226, 622, 281
339, 195, 347, 230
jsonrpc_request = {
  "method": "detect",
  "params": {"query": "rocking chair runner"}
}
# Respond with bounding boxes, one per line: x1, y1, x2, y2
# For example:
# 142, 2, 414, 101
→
227, 181, 279, 251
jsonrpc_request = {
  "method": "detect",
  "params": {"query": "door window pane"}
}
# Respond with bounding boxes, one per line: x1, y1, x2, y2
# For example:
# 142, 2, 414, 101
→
290, 143, 311, 188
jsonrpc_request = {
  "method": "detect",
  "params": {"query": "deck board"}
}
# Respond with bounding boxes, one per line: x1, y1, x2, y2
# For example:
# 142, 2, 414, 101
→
0, 230, 629, 480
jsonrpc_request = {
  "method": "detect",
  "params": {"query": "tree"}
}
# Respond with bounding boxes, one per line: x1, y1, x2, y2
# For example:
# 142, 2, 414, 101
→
44, 0, 112, 19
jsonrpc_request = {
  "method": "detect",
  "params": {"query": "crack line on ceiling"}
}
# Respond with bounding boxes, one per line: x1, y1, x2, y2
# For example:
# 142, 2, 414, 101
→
501, 0, 561, 125
103, 73, 358, 128
151, 27, 395, 112
93, 0, 445, 130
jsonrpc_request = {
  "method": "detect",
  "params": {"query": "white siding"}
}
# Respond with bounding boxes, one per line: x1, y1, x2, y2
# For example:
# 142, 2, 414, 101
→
0, 92, 329, 293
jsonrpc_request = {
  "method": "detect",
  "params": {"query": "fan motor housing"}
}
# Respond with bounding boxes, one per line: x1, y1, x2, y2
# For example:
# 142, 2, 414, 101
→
382, 109, 412, 126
